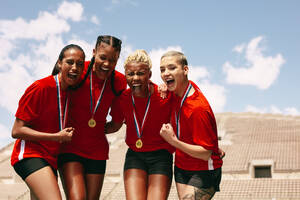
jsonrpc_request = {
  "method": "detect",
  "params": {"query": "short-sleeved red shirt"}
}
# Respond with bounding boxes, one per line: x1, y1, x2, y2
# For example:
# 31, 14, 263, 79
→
170, 81, 223, 171
11, 75, 66, 169
112, 83, 175, 153
59, 61, 127, 160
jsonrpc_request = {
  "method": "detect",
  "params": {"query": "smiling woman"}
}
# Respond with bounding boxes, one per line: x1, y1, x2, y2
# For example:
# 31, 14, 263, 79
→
10, 44, 85, 200
58, 35, 127, 200
104, 49, 175, 200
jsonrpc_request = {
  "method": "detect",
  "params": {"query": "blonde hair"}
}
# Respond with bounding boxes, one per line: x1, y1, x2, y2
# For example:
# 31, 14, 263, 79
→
124, 49, 152, 69
161, 50, 188, 67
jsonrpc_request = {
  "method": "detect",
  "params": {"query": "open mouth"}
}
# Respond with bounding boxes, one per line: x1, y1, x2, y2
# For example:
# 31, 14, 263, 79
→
100, 66, 110, 72
165, 79, 175, 86
67, 72, 79, 80
132, 84, 142, 89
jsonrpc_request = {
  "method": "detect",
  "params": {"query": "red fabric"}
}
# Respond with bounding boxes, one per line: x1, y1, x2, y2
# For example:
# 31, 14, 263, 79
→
60, 61, 127, 160
11, 75, 66, 169
170, 81, 223, 171
112, 83, 175, 153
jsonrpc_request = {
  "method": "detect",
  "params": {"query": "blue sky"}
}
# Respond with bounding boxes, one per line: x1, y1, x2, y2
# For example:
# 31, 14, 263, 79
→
0, 0, 299, 147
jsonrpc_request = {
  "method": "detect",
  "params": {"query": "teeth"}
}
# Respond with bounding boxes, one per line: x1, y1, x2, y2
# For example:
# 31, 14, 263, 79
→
68, 73, 78, 80
101, 67, 109, 71
166, 79, 174, 83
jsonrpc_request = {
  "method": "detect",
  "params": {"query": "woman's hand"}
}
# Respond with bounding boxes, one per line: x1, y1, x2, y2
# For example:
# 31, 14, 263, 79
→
158, 83, 168, 99
160, 123, 178, 146
58, 127, 74, 143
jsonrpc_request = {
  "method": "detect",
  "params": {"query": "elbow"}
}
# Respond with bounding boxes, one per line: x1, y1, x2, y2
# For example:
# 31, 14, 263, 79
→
11, 130, 19, 139
11, 126, 22, 139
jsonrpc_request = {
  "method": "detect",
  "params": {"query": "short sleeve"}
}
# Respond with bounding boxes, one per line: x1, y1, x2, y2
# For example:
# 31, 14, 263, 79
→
15, 81, 43, 123
190, 108, 218, 151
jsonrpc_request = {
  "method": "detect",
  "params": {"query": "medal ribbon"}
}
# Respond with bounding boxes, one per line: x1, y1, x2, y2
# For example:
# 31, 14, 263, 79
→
175, 83, 192, 138
131, 86, 151, 140
90, 70, 107, 117
54, 75, 69, 130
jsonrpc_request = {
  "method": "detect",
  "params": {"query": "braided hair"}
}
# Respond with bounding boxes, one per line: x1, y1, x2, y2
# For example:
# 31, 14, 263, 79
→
72, 35, 123, 96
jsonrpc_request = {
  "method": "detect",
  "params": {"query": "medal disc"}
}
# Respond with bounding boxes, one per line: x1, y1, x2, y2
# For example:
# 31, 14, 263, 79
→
136, 139, 143, 148
88, 118, 96, 128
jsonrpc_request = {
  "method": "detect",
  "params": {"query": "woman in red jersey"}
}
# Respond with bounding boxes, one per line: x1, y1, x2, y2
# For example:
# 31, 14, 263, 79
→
58, 35, 127, 200
11, 44, 85, 200
106, 49, 174, 200
159, 51, 223, 200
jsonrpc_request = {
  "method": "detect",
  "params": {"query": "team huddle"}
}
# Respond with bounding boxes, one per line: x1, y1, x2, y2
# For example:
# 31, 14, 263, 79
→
11, 35, 223, 200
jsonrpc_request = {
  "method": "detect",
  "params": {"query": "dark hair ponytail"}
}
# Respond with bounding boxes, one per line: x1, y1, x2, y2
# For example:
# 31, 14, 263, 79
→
52, 61, 60, 75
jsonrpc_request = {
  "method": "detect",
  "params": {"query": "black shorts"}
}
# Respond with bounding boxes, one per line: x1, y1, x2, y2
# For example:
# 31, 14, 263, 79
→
124, 148, 173, 180
174, 166, 222, 191
57, 153, 106, 174
13, 157, 57, 180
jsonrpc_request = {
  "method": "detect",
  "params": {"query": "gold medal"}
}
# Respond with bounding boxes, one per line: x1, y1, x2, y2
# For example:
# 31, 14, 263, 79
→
136, 139, 143, 148
88, 118, 96, 128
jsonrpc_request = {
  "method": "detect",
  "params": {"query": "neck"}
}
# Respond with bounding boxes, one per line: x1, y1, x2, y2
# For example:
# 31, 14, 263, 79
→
175, 79, 189, 97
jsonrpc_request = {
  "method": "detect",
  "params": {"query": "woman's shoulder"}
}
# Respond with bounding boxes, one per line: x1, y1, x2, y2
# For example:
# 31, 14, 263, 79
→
112, 70, 127, 91
27, 75, 55, 91
114, 70, 126, 81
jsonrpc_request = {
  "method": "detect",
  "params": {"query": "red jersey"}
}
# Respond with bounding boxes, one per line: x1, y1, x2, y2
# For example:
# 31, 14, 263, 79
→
11, 75, 67, 169
112, 83, 175, 153
59, 61, 127, 160
170, 81, 223, 171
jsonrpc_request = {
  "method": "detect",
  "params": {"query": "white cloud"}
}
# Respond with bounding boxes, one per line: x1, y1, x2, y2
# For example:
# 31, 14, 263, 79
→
233, 43, 246, 53
189, 66, 210, 80
270, 105, 282, 114
284, 107, 300, 116
0, 123, 11, 139
68, 37, 95, 60
245, 105, 267, 113
0, 122, 13, 148
115, 43, 135, 73
0, 13, 70, 40
0, 38, 14, 59
0, 2, 85, 114
188, 65, 226, 112
245, 105, 300, 116
223, 36, 285, 90
91, 15, 100, 25
57, 1, 84, 21
0, 1, 84, 41
0, 63, 33, 113
197, 80, 226, 113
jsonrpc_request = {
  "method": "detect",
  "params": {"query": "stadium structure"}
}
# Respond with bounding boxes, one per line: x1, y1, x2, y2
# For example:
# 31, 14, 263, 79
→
0, 112, 299, 200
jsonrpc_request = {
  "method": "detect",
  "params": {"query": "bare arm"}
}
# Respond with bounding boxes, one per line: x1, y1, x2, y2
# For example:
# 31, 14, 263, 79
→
105, 120, 123, 134
12, 118, 74, 143
160, 123, 212, 161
